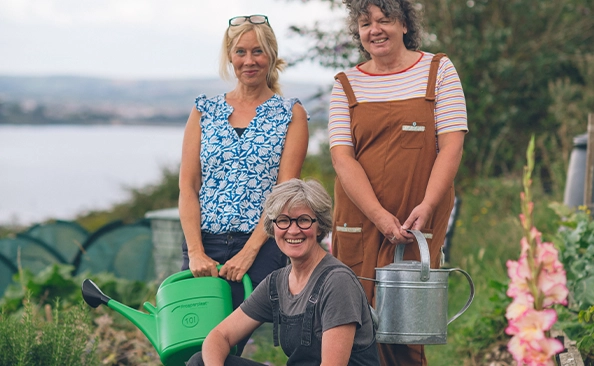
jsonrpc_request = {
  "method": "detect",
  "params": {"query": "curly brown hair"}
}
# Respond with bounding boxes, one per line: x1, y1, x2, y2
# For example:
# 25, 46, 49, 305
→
343, 0, 423, 60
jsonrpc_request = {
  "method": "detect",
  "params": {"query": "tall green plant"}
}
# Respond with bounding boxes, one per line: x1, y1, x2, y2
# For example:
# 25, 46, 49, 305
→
0, 298, 99, 366
504, 136, 568, 364
551, 203, 594, 362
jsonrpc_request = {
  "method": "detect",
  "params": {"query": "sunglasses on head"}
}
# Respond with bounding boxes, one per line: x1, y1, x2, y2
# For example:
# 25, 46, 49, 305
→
229, 14, 269, 27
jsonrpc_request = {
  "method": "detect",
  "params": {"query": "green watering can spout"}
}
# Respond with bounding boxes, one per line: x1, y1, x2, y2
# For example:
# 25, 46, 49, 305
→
82, 279, 159, 351
81, 269, 253, 366
81, 279, 110, 308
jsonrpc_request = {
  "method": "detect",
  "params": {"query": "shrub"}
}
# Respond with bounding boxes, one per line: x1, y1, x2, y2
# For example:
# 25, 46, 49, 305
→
0, 297, 99, 366
551, 203, 594, 364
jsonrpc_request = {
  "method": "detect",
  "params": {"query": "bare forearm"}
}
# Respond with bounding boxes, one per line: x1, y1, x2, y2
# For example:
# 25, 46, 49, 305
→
244, 216, 269, 251
321, 324, 356, 366
178, 188, 204, 254
422, 132, 464, 210
201, 329, 232, 365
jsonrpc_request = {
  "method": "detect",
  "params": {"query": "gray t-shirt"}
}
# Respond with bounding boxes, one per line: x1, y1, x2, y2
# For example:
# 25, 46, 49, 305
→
241, 253, 375, 348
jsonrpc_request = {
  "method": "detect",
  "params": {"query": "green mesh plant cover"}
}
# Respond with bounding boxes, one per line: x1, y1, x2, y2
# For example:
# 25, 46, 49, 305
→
74, 220, 155, 282
23, 220, 89, 264
0, 255, 17, 298
0, 235, 67, 297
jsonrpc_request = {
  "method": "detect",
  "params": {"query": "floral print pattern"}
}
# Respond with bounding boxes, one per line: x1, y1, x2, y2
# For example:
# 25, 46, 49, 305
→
196, 93, 305, 234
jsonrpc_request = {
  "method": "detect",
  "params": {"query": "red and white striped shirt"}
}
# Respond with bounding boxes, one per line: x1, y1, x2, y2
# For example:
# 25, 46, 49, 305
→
328, 52, 468, 148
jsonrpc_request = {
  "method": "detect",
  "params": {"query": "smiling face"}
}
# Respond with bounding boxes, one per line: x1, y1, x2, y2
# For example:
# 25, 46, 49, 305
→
230, 30, 270, 88
273, 205, 322, 262
358, 4, 407, 60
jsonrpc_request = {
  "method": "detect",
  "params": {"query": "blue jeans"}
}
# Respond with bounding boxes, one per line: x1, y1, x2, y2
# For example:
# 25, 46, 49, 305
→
181, 232, 287, 355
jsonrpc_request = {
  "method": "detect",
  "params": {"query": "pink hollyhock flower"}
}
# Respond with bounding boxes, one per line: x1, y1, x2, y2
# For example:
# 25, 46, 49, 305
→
507, 309, 557, 340
522, 338, 564, 366
535, 242, 569, 306
520, 236, 530, 254
508, 335, 564, 366
507, 335, 526, 364
507, 310, 563, 365
506, 257, 532, 298
536, 242, 564, 270
540, 281, 569, 307
506, 294, 533, 322
507, 137, 567, 365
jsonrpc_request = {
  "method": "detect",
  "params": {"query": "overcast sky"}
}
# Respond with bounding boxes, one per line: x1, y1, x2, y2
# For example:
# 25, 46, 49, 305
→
0, 0, 345, 84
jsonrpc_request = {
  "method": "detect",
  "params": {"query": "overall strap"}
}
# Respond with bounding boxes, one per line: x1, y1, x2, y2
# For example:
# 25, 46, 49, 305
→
301, 265, 345, 346
269, 269, 282, 347
335, 72, 359, 108
425, 53, 447, 101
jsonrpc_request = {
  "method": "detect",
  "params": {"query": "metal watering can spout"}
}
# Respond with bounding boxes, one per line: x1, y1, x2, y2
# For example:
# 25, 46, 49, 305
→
81, 267, 253, 366
82, 279, 160, 352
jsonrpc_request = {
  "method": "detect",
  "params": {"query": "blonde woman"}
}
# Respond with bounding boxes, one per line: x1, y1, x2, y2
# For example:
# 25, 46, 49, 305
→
178, 14, 309, 356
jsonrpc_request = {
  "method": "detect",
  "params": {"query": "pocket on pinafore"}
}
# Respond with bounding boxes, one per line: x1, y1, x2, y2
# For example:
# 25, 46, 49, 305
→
399, 121, 427, 149
334, 224, 364, 268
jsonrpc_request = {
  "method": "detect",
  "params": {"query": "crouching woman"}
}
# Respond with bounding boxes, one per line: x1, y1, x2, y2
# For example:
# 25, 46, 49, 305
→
186, 178, 379, 366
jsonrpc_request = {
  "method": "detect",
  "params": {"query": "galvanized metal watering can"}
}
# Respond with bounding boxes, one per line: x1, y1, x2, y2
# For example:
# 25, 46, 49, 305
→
362, 230, 475, 345
82, 266, 252, 366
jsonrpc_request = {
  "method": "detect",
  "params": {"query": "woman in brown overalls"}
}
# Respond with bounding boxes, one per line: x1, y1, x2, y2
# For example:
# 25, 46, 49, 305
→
329, 1, 468, 365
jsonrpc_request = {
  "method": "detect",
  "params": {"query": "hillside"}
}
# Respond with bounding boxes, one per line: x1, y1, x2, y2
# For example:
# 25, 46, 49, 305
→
0, 75, 329, 125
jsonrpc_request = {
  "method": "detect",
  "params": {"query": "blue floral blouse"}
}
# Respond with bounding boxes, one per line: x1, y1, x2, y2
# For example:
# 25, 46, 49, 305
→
195, 93, 307, 234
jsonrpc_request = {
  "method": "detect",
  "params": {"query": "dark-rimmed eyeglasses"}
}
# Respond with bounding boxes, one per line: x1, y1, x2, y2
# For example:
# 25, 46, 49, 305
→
273, 214, 317, 230
229, 14, 269, 27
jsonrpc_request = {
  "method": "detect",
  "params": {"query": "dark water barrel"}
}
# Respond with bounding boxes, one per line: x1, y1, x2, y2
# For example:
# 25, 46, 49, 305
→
563, 133, 591, 208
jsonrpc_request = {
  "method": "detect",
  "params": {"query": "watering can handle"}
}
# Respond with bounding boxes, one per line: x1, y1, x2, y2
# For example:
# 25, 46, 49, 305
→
394, 229, 430, 282
161, 267, 254, 300
447, 268, 475, 325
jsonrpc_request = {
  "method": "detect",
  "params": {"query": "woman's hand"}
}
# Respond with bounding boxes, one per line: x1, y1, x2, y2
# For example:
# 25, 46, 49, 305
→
401, 202, 433, 232
219, 245, 258, 282
331, 146, 414, 244
373, 210, 413, 244
188, 251, 219, 278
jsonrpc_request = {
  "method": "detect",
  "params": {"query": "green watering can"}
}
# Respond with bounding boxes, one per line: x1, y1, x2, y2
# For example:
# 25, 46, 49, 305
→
82, 266, 253, 366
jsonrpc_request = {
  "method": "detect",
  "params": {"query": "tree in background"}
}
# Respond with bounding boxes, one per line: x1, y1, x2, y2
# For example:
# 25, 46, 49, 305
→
287, 0, 594, 189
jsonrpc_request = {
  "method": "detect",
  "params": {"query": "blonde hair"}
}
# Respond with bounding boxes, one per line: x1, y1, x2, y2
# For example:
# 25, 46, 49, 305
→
219, 22, 286, 95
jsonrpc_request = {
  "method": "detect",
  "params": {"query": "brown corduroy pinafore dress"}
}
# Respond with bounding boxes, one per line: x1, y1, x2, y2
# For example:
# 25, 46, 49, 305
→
331, 53, 455, 366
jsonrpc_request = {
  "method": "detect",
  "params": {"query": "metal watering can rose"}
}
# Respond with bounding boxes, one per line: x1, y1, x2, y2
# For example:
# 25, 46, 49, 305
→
82, 266, 253, 366
361, 230, 475, 345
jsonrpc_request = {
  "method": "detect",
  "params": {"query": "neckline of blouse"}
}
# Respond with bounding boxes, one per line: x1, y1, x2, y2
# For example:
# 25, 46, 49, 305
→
222, 93, 280, 114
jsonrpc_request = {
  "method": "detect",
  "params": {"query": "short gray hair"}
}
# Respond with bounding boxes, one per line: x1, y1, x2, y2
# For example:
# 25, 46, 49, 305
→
264, 179, 332, 243
343, 0, 423, 60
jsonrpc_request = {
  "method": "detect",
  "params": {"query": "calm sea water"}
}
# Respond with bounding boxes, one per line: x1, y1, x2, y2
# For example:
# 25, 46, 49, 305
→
0, 125, 185, 226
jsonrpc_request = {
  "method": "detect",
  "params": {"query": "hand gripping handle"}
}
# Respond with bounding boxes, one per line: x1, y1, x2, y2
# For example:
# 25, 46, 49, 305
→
160, 266, 253, 300
394, 229, 431, 282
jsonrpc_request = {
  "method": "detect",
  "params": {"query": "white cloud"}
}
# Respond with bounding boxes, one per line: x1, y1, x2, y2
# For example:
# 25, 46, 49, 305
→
0, 0, 343, 83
